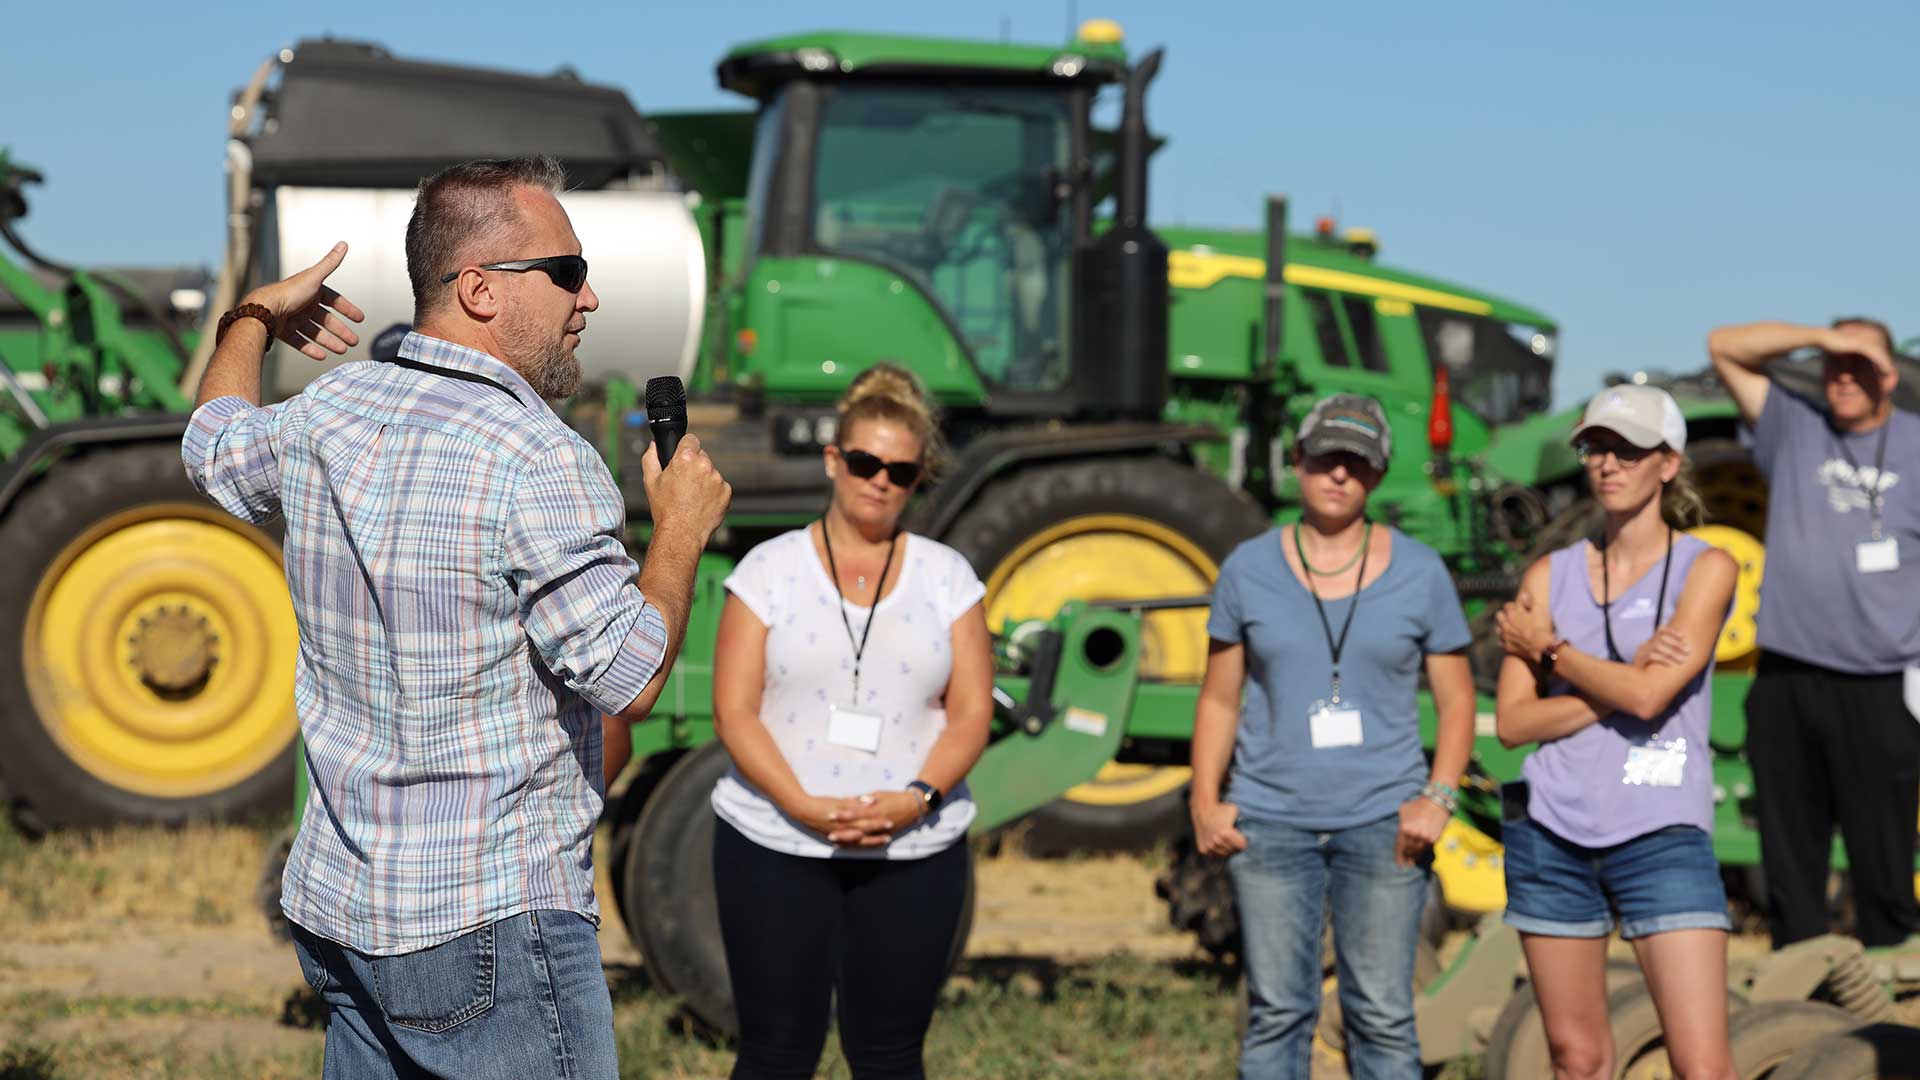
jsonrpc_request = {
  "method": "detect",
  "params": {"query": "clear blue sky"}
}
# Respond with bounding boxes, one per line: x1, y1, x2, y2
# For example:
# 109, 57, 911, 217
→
6, 0, 1915, 405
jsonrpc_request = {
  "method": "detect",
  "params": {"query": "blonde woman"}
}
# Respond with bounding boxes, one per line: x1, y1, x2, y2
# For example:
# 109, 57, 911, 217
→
710, 364, 993, 1080
1495, 385, 1738, 1080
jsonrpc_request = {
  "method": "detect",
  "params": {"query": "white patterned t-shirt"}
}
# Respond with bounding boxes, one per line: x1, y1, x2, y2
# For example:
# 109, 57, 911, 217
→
711, 528, 985, 858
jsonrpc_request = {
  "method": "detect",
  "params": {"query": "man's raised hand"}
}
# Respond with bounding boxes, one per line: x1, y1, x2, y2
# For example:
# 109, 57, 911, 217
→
244, 242, 367, 361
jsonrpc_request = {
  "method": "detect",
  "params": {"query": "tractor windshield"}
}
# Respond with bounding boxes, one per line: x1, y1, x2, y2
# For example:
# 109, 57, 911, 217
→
1416, 308, 1556, 426
809, 84, 1073, 393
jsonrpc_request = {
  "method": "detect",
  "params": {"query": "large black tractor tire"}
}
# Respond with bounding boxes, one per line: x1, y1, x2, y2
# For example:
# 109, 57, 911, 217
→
1772, 1022, 1920, 1080
940, 456, 1268, 855
621, 741, 976, 1038
603, 748, 686, 934
0, 444, 298, 830
1690, 437, 1768, 539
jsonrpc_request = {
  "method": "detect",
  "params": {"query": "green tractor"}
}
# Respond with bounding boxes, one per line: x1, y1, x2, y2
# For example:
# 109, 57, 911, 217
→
0, 3, 1806, 960
0, 23, 1630, 843
0, 20, 1781, 918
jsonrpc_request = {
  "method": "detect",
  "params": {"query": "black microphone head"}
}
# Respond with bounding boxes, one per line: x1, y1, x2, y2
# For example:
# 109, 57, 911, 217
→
644, 376, 687, 419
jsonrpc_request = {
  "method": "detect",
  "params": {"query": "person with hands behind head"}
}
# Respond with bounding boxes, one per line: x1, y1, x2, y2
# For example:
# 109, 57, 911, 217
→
1493, 384, 1738, 1080
709, 362, 992, 1080
1707, 317, 1920, 951
1191, 393, 1476, 1080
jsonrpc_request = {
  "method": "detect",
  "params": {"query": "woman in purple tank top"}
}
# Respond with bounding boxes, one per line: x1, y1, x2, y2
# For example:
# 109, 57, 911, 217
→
1493, 385, 1739, 1080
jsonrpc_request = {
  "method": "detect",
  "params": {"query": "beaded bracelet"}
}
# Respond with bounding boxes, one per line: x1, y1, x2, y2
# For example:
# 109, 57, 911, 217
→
1419, 781, 1459, 814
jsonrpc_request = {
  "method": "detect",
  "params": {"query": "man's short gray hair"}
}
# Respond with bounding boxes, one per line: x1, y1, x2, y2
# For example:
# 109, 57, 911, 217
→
405, 156, 567, 317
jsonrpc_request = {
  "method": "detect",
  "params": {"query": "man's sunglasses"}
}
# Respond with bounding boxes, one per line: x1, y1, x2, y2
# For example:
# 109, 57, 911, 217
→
440, 255, 589, 293
839, 448, 923, 487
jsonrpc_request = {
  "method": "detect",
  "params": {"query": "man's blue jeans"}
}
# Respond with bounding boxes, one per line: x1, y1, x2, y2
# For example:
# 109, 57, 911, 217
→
1227, 812, 1427, 1080
291, 910, 617, 1080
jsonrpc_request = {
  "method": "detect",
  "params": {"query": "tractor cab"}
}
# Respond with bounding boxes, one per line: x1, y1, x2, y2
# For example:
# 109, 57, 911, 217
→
709, 24, 1169, 423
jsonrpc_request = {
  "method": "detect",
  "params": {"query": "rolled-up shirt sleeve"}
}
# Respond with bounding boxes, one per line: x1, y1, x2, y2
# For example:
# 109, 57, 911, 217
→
180, 395, 290, 524
502, 437, 668, 714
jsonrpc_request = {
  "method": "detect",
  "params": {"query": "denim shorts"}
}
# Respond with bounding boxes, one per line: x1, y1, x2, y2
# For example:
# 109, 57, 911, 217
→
1501, 818, 1730, 940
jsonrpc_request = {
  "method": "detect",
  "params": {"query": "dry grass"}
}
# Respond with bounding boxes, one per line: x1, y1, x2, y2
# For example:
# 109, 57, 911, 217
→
0, 817, 1492, 1078
0, 816, 274, 944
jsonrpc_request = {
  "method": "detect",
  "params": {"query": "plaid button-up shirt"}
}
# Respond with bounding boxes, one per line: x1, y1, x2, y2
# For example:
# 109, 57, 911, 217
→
183, 332, 666, 955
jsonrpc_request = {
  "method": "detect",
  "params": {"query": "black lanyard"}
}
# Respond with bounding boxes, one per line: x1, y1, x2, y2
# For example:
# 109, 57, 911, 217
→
1600, 527, 1672, 663
820, 519, 897, 704
1832, 419, 1891, 540
382, 356, 525, 407
1295, 521, 1372, 705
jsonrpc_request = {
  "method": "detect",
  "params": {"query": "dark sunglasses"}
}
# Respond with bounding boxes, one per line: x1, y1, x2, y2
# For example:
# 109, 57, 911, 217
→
839, 448, 923, 487
1574, 438, 1658, 465
440, 255, 589, 293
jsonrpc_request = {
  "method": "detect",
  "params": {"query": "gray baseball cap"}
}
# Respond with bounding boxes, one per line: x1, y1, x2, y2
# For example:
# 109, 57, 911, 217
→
1298, 393, 1392, 471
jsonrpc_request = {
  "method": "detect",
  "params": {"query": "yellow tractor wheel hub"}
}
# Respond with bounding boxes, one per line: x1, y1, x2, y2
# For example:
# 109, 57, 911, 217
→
1685, 525, 1765, 667
25, 507, 299, 797
986, 515, 1219, 804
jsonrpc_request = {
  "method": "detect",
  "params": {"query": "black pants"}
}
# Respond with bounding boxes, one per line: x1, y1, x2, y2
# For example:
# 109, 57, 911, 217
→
713, 818, 969, 1080
1746, 652, 1920, 948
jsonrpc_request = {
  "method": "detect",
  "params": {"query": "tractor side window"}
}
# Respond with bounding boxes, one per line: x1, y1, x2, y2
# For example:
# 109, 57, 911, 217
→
742, 91, 788, 261
810, 84, 1073, 393
1416, 307, 1555, 425
1340, 295, 1390, 374
1303, 289, 1350, 368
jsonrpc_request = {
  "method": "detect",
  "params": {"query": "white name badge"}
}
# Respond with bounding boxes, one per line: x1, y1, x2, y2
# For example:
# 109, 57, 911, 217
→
1308, 703, 1364, 749
1623, 738, 1687, 788
1857, 537, 1901, 574
826, 705, 884, 754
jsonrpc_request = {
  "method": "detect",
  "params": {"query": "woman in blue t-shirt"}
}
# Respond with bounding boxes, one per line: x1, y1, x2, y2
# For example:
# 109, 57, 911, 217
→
1191, 393, 1477, 1079
1493, 385, 1737, 1080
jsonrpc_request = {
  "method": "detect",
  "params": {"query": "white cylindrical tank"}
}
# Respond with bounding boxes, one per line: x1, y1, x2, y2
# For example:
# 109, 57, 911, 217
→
265, 185, 706, 399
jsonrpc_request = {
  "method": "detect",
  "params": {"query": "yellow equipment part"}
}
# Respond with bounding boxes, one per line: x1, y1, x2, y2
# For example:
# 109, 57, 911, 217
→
1685, 525, 1765, 667
985, 514, 1218, 804
1432, 817, 1508, 915
24, 506, 299, 797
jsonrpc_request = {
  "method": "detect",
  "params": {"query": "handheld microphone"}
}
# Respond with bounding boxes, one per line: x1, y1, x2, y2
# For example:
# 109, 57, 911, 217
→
644, 376, 687, 468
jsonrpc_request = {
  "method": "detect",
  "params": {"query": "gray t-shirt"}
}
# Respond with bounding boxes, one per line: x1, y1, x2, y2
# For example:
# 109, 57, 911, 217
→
1207, 527, 1472, 830
1752, 386, 1920, 674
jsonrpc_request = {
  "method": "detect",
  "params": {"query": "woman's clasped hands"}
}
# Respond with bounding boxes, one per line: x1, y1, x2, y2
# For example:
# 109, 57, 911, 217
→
787, 791, 928, 848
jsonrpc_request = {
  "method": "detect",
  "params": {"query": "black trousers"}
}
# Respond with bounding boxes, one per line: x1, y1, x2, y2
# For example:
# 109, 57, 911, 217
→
713, 818, 969, 1080
1746, 651, 1920, 948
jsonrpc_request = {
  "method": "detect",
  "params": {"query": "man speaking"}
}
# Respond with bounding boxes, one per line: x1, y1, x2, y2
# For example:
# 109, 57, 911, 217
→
183, 156, 730, 1077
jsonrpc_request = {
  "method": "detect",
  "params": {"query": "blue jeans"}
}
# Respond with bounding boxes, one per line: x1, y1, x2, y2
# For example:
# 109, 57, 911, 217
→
290, 911, 617, 1080
1227, 813, 1427, 1080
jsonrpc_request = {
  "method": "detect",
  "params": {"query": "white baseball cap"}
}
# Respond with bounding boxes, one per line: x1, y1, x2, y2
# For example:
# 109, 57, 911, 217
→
1570, 385, 1687, 452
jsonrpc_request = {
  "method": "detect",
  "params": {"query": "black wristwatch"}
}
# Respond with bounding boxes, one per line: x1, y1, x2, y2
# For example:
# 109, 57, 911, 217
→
906, 780, 943, 815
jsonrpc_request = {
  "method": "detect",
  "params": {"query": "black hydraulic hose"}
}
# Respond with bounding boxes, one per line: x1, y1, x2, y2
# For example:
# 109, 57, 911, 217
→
0, 217, 194, 366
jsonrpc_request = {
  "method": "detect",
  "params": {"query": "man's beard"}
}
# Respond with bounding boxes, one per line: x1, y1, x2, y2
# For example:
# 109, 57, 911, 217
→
501, 312, 582, 399
524, 335, 582, 399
